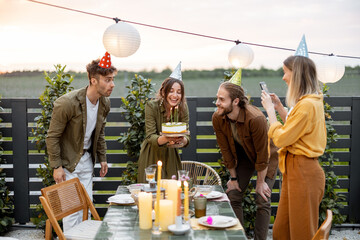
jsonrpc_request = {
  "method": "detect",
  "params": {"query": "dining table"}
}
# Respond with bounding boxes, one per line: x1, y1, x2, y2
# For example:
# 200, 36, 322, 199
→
94, 184, 247, 240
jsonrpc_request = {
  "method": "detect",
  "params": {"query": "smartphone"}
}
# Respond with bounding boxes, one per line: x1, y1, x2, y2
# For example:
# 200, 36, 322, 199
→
259, 81, 269, 94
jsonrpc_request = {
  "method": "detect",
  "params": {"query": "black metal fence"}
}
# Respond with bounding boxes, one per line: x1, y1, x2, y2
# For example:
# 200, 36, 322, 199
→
0, 97, 359, 224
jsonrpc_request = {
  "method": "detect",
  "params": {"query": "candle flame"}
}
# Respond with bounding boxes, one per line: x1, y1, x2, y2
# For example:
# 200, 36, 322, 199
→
177, 181, 181, 187
157, 160, 162, 166
184, 181, 188, 187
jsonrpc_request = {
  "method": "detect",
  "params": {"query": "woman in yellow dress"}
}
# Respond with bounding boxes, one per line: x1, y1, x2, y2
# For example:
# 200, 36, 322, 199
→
261, 54, 326, 239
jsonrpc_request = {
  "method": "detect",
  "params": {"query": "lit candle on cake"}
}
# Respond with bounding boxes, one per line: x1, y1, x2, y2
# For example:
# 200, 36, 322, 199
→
175, 105, 178, 122
154, 161, 162, 227
138, 192, 152, 229
170, 107, 173, 123
159, 199, 174, 231
184, 181, 189, 221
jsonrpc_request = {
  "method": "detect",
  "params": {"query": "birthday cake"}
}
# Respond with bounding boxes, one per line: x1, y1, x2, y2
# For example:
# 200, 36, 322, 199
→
162, 122, 187, 134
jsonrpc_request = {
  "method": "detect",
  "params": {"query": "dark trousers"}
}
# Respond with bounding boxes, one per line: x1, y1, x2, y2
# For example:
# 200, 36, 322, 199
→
227, 154, 276, 240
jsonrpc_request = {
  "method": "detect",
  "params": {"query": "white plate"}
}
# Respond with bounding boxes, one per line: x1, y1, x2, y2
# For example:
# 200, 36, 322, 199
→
195, 191, 223, 199
198, 216, 238, 229
107, 194, 135, 204
126, 183, 145, 190
168, 223, 191, 235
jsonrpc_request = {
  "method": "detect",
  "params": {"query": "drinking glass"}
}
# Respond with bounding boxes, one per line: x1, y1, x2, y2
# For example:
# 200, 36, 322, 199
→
177, 170, 189, 181
194, 195, 207, 218
145, 166, 156, 184
197, 185, 213, 196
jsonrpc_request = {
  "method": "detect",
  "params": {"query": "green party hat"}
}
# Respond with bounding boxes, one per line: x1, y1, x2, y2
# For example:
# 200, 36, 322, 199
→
229, 68, 242, 86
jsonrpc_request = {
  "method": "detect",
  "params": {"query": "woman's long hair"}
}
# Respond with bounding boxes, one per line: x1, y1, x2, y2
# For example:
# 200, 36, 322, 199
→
284, 56, 320, 107
156, 77, 187, 120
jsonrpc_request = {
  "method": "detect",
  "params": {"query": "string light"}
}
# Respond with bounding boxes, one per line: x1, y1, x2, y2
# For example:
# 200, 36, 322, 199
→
27, 0, 360, 60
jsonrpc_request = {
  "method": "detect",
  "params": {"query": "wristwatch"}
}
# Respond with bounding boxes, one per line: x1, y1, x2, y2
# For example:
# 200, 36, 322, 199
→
230, 177, 238, 181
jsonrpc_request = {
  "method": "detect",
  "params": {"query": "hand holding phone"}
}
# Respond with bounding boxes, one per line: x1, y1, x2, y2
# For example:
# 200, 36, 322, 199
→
259, 82, 269, 94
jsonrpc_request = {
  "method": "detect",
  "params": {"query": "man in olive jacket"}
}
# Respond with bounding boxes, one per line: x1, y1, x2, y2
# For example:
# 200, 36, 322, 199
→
46, 53, 116, 232
212, 82, 278, 240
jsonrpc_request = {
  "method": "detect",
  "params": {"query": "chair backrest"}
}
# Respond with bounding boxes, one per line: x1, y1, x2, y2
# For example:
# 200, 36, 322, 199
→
181, 161, 222, 185
39, 178, 100, 240
312, 209, 333, 240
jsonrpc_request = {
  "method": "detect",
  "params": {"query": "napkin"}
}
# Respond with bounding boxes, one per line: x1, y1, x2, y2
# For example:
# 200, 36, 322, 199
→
208, 193, 230, 202
107, 194, 135, 205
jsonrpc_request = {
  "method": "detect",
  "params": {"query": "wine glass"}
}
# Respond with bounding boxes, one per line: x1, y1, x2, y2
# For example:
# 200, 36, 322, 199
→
145, 166, 156, 184
177, 170, 189, 181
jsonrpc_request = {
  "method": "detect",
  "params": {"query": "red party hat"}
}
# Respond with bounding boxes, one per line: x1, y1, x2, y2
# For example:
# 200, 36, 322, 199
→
98, 52, 112, 69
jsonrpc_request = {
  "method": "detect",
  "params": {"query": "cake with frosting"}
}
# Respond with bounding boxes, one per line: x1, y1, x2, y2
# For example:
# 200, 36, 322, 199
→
162, 122, 187, 134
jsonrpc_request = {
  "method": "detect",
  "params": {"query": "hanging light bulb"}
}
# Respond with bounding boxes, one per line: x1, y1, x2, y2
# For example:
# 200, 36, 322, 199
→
103, 21, 141, 57
228, 42, 254, 68
316, 54, 345, 83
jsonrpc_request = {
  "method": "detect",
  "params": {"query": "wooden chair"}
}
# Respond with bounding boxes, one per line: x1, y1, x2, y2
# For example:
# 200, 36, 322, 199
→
312, 209, 333, 240
181, 160, 222, 185
39, 178, 101, 240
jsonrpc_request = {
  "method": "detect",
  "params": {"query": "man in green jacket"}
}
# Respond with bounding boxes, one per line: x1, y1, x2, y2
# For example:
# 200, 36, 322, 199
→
46, 52, 117, 232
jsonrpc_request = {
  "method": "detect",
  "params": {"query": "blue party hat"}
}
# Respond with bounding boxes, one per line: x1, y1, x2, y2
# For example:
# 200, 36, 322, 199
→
294, 35, 309, 57
169, 61, 182, 81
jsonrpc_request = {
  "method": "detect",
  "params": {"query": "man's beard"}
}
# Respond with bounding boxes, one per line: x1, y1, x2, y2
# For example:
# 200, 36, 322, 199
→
217, 105, 233, 116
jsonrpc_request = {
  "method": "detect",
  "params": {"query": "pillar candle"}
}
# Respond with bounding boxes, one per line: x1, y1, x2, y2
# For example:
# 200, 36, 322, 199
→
184, 181, 189, 221
166, 180, 178, 224
159, 199, 174, 231
138, 192, 152, 230
154, 160, 162, 227
160, 179, 169, 198
177, 181, 181, 216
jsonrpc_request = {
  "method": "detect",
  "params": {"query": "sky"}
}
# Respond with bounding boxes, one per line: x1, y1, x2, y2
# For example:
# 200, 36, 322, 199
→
0, 0, 359, 72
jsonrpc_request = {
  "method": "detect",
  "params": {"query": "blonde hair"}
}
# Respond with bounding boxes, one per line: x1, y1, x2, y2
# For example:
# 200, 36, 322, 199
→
284, 56, 320, 107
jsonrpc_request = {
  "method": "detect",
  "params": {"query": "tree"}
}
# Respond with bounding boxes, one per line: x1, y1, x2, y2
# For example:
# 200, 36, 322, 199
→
318, 84, 346, 225
118, 74, 155, 184
0, 97, 14, 235
31, 65, 74, 228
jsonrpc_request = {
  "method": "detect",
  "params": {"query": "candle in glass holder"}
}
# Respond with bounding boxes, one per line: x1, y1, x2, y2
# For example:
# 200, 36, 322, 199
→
154, 160, 162, 227
138, 192, 152, 229
184, 181, 189, 221
159, 199, 174, 231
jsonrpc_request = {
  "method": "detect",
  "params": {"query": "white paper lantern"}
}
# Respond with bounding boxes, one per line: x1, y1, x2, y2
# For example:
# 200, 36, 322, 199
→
228, 43, 254, 68
103, 22, 141, 57
316, 55, 345, 83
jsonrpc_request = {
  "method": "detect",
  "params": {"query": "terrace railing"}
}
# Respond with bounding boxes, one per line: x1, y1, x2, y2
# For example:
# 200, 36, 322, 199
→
0, 97, 359, 224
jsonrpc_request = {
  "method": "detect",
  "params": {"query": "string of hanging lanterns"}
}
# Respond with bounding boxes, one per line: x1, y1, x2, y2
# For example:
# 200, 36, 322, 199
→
27, 0, 358, 83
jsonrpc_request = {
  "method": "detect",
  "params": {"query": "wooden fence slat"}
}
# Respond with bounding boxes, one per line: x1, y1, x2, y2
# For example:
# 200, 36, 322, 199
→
349, 97, 360, 222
